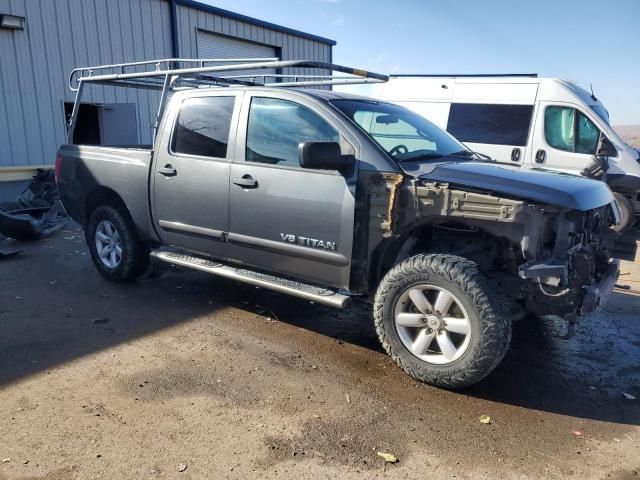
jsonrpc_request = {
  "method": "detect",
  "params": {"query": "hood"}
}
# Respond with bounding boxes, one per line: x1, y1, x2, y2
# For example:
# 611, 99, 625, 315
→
418, 161, 614, 211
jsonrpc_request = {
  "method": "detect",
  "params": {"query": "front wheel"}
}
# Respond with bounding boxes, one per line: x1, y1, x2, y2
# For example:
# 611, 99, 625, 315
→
373, 254, 511, 389
86, 204, 149, 282
612, 192, 636, 234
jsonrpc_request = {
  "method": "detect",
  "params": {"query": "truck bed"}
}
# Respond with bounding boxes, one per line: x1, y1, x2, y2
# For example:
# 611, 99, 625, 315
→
56, 144, 156, 242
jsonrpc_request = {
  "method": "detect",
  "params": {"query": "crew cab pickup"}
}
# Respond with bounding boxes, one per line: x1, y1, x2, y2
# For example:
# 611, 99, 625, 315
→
57, 60, 622, 388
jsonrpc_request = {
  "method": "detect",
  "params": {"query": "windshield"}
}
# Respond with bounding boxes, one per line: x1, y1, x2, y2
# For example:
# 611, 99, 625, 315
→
330, 99, 469, 163
590, 104, 610, 125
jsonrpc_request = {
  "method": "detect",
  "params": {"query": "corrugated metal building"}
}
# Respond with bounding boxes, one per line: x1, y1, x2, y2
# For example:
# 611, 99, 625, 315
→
0, 0, 334, 195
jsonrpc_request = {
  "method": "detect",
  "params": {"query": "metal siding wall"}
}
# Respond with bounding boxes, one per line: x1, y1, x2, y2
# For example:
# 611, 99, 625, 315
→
175, 4, 332, 87
0, 0, 332, 170
0, 0, 173, 169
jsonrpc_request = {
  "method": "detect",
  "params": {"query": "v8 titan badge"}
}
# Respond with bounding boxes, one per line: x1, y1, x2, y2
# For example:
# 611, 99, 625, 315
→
281, 233, 336, 251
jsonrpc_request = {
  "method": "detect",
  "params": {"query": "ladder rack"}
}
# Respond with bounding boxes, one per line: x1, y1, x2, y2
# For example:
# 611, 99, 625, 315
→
66, 57, 389, 142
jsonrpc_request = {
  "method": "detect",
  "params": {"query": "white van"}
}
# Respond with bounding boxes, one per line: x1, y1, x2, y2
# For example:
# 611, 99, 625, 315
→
372, 75, 640, 231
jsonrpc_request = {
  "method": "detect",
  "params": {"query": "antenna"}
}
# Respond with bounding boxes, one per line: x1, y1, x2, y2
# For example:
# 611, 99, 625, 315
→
590, 82, 597, 101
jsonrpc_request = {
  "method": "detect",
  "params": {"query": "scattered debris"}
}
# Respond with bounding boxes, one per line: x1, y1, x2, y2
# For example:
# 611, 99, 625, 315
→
572, 431, 584, 437
479, 415, 491, 424
0, 170, 68, 241
92, 318, 110, 325
0, 247, 23, 259
22, 459, 29, 465
178, 463, 187, 472
614, 438, 621, 443
623, 392, 636, 400
589, 386, 597, 391
2, 458, 9, 463
377, 452, 398, 464
255, 304, 279, 321
345, 393, 351, 404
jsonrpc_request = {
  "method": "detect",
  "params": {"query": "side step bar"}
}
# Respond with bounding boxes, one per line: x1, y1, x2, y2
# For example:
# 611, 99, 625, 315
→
150, 251, 352, 309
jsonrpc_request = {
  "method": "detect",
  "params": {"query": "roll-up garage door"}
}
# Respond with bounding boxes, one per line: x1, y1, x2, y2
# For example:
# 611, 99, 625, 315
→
196, 31, 277, 83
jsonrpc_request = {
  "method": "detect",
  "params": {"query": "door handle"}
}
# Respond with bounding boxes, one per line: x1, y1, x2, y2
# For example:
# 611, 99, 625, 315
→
535, 149, 546, 164
158, 164, 177, 176
511, 147, 521, 162
232, 175, 258, 188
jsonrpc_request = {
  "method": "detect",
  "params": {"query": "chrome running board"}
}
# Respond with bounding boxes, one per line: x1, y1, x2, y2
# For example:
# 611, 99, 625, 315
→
150, 250, 352, 309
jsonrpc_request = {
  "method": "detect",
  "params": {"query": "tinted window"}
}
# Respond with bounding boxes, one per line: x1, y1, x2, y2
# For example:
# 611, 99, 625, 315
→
447, 103, 533, 146
172, 96, 235, 158
544, 106, 602, 155
246, 97, 339, 167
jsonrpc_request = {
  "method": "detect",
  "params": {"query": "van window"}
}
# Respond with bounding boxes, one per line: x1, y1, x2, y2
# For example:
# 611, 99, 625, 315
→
447, 103, 533, 146
576, 112, 599, 154
544, 107, 575, 152
172, 96, 235, 158
544, 106, 601, 155
246, 97, 339, 168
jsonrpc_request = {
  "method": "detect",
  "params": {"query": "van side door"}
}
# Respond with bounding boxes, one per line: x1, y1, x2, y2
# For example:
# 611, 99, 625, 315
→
151, 92, 242, 258
446, 103, 534, 164
226, 93, 357, 290
530, 102, 605, 174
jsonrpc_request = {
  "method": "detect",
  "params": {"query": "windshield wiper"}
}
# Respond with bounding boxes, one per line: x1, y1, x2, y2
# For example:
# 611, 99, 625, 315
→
395, 150, 492, 164
448, 150, 493, 161
395, 152, 445, 163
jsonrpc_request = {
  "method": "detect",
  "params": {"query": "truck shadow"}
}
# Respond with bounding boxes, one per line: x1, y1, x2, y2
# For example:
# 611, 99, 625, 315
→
246, 285, 640, 426
466, 297, 640, 426
1, 230, 638, 427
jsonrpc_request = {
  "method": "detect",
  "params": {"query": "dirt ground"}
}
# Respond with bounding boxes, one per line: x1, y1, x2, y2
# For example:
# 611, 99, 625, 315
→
1, 227, 639, 480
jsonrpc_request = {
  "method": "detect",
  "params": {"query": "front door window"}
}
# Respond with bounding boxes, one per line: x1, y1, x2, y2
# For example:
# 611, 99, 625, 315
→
544, 106, 601, 155
246, 97, 339, 167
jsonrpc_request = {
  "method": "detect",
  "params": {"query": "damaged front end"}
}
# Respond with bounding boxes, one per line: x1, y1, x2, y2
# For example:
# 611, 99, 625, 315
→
356, 173, 622, 339
412, 181, 621, 337
516, 204, 620, 336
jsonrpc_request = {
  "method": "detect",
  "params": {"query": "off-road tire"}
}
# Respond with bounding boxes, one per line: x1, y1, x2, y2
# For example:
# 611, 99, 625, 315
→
613, 192, 636, 234
373, 254, 511, 389
86, 204, 149, 282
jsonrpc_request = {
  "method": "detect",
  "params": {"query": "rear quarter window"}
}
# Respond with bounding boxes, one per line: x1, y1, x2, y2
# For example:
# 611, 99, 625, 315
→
447, 103, 533, 146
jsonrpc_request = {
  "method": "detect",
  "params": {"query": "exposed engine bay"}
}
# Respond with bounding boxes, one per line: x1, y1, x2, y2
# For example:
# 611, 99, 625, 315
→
355, 173, 622, 337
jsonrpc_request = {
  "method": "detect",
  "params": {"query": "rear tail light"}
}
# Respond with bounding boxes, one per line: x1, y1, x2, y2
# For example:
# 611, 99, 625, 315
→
54, 153, 63, 183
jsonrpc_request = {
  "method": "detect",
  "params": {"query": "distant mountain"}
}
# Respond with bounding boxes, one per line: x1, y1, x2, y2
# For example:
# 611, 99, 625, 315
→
614, 125, 640, 148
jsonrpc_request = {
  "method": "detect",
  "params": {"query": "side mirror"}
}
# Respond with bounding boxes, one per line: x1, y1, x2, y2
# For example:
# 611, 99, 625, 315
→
581, 133, 613, 180
596, 134, 616, 158
299, 142, 343, 171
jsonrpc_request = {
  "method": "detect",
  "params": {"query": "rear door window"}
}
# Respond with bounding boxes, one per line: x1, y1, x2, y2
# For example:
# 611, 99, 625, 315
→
447, 103, 533, 146
246, 97, 339, 168
172, 96, 235, 158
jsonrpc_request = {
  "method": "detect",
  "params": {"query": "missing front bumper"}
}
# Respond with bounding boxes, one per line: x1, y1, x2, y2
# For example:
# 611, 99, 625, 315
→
580, 259, 620, 316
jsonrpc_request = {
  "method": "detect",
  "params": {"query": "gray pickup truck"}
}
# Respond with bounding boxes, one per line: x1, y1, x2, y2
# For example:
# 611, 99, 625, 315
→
57, 59, 621, 388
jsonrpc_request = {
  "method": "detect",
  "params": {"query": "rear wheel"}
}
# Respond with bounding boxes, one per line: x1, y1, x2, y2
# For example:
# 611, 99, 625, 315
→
86, 204, 149, 282
612, 192, 635, 233
374, 254, 511, 389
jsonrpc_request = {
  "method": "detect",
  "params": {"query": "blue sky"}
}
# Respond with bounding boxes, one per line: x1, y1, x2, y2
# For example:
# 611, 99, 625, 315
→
201, 0, 640, 125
